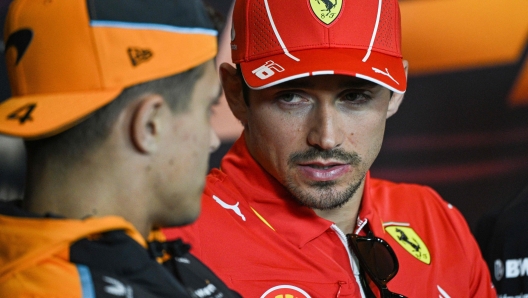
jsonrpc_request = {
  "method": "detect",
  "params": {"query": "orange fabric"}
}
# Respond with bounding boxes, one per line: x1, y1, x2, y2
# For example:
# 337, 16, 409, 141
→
0, 0, 217, 139
0, 214, 144, 296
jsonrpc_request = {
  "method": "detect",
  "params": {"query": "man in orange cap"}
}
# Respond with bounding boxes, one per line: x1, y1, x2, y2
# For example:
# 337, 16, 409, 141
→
0, 0, 240, 297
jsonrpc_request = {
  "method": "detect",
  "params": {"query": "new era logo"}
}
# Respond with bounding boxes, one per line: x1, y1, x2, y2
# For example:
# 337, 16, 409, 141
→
127, 47, 153, 66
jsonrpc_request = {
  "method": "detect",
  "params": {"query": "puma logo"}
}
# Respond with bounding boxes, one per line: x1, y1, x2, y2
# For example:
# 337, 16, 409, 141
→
372, 67, 399, 85
212, 195, 246, 221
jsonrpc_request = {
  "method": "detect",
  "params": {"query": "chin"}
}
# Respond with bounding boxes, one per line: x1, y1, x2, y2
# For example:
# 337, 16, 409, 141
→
155, 208, 201, 228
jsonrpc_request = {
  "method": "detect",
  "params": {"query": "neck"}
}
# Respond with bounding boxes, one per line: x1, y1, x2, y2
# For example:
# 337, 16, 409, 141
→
313, 180, 365, 235
24, 147, 152, 238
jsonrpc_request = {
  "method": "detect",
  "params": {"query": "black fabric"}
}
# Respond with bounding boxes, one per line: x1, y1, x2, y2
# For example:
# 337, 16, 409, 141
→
86, 0, 215, 30
71, 231, 241, 298
476, 182, 528, 297
151, 239, 243, 298
71, 231, 189, 297
0, 203, 240, 297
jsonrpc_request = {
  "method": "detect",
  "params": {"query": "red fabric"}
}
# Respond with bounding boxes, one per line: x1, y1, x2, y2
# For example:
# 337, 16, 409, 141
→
230, 0, 407, 92
163, 136, 495, 297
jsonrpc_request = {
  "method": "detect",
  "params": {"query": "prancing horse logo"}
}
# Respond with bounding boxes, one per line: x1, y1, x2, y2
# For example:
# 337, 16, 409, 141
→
309, 0, 343, 25
385, 225, 431, 264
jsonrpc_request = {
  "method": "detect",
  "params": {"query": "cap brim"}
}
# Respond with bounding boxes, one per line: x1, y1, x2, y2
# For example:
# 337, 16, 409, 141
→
239, 48, 407, 93
0, 89, 122, 139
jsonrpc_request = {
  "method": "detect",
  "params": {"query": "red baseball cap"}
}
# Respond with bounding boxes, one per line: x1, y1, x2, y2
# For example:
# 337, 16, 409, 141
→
231, 0, 406, 93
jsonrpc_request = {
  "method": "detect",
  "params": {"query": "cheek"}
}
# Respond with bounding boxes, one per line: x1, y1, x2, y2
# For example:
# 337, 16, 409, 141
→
348, 113, 387, 160
172, 119, 210, 161
247, 111, 304, 177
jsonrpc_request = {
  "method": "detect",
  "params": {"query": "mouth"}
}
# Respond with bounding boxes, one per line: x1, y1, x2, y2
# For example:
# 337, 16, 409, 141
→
297, 161, 351, 181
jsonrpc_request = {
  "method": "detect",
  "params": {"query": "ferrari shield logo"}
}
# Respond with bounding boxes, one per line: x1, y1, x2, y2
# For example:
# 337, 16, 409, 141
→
309, 0, 343, 25
385, 226, 431, 265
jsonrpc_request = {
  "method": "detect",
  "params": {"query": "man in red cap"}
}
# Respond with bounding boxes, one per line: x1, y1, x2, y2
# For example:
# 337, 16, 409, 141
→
0, 0, 240, 297
164, 0, 496, 296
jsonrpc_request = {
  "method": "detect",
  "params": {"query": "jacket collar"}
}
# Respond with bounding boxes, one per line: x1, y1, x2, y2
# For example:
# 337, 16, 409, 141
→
219, 135, 379, 247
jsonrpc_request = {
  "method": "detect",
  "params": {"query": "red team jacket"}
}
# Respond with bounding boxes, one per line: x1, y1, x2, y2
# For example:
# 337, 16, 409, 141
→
164, 136, 496, 297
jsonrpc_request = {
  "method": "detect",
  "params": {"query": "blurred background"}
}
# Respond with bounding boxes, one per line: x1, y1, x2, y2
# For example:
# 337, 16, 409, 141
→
1, 0, 527, 233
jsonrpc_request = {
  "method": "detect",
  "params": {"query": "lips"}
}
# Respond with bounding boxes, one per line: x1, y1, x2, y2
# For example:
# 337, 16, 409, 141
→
297, 162, 351, 181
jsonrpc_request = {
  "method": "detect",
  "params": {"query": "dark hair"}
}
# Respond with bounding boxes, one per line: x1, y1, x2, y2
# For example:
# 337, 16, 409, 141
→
236, 64, 251, 106
25, 64, 206, 165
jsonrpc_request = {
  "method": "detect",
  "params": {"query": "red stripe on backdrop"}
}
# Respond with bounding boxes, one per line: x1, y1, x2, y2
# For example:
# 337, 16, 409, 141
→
382, 127, 528, 152
373, 155, 528, 184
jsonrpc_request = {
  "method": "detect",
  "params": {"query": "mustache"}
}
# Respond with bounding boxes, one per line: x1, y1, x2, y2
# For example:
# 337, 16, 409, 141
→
288, 147, 361, 166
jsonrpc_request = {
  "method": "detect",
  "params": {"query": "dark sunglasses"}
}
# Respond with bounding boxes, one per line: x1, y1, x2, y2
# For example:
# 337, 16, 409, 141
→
346, 232, 407, 298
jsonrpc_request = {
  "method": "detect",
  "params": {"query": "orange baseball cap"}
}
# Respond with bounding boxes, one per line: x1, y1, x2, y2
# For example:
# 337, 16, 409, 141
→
0, 0, 217, 139
231, 0, 406, 93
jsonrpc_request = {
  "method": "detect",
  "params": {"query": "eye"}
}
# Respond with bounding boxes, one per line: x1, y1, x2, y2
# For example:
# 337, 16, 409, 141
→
277, 93, 309, 105
341, 91, 372, 104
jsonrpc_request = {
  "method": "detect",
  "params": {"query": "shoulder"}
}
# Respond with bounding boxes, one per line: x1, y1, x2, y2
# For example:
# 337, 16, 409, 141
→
367, 177, 475, 257
368, 177, 453, 216
0, 256, 85, 297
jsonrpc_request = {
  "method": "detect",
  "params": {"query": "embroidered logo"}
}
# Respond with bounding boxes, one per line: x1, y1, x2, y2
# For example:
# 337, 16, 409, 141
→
212, 195, 246, 221
127, 47, 153, 66
309, 0, 343, 25
5, 28, 33, 65
260, 285, 311, 298
372, 67, 399, 85
175, 257, 191, 264
252, 60, 284, 80
385, 226, 431, 264
103, 276, 133, 297
194, 283, 218, 298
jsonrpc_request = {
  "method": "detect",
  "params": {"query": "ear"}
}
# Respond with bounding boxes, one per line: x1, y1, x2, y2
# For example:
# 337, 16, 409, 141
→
386, 59, 409, 119
130, 94, 165, 153
219, 63, 248, 126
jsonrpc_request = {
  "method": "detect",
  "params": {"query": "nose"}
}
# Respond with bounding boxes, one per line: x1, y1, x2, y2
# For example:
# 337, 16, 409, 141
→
307, 104, 343, 150
209, 127, 221, 153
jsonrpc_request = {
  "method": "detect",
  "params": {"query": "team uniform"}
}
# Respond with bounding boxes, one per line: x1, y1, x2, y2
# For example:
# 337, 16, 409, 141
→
477, 183, 528, 297
0, 201, 241, 298
163, 136, 496, 297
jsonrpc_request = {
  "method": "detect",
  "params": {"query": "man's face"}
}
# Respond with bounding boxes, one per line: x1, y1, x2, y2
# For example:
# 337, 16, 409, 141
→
243, 75, 393, 210
155, 60, 220, 226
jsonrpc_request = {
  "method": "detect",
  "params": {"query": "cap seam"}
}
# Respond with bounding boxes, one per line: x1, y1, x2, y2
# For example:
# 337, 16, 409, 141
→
84, 1, 107, 90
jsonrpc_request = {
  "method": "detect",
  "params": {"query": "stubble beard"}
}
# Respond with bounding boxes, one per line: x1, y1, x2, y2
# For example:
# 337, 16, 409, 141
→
285, 148, 364, 210
285, 176, 364, 210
